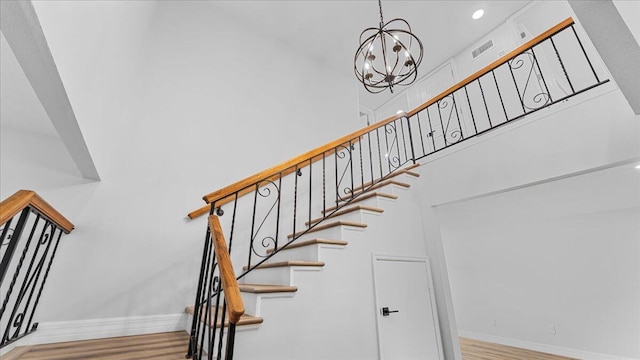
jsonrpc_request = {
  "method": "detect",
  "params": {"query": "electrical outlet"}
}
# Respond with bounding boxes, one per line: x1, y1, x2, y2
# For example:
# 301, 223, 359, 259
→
490, 318, 496, 326
548, 325, 557, 334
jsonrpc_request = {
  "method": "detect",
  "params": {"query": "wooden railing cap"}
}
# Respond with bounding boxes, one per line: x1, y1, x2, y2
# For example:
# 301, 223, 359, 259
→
0, 189, 75, 233
209, 215, 244, 324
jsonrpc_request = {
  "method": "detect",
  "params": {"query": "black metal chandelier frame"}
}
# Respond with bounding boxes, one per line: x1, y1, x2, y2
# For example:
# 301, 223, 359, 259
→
354, 0, 424, 94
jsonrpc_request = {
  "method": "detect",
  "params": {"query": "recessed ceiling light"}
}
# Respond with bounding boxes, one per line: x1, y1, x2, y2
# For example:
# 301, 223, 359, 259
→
472, 9, 485, 20
635, 164, 640, 169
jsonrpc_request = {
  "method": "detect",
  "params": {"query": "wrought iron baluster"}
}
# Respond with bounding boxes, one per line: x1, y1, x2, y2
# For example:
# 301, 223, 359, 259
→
415, 112, 426, 156
293, 164, 299, 239
478, 78, 493, 128
571, 25, 600, 83
0, 208, 30, 285
508, 57, 528, 114
426, 107, 436, 153
464, 86, 479, 135
437, 99, 447, 147
2, 218, 52, 344
322, 153, 326, 216
228, 194, 239, 254
358, 138, 365, 191
399, 118, 409, 162
375, 127, 384, 179
452, 93, 464, 141
530, 47, 553, 103
549, 37, 575, 93
406, 115, 417, 163
491, 70, 509, 122
25, 228, 63, 338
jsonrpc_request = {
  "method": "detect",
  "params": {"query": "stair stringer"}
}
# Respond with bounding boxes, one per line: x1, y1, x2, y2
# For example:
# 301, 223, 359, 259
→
230, 183, 431, 360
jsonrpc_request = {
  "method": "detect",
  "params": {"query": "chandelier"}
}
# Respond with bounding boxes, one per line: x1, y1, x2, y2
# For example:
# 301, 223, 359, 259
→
354, 0, 424, 94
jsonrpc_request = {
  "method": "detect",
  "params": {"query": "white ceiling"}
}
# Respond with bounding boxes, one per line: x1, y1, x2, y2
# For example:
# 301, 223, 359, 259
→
215, 0, 531, 109
0, 0, 530, 137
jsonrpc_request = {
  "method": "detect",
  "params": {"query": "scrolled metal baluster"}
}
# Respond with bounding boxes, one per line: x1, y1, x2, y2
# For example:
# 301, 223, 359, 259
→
509, 51, 550, 111
334, 144, 354, 202
248, 180, 281, 261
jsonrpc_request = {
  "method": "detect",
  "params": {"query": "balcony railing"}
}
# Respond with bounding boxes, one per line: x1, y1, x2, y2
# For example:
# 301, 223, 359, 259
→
0, 190, 74, 348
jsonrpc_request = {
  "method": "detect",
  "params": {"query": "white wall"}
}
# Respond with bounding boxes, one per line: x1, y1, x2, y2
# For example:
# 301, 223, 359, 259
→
437, 164, 640, 359
1, 0, 359, 326
408, 24, 640, 360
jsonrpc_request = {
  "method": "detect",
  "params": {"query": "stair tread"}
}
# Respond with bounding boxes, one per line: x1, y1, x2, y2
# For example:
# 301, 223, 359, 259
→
243, 260, 325, 270
306, 205, 383, 226
323, 192, 398, 213
287, 220, 367, 239
239, 283, 298, 293
350, 179, 410, 196
268, 238, 348, 253
405, 163, 421, 171
185, 305, 263, 328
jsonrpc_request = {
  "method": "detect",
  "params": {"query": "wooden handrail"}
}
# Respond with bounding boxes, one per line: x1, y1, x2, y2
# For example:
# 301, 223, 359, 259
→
209, 215, 244, 324
0, 190, 74, 233
189, 17, 575, 218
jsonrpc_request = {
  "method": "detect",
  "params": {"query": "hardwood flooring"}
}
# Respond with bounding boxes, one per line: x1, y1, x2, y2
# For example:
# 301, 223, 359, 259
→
3, 332, 579, 359
460, 337, 578, 360
1, 331, 190, 360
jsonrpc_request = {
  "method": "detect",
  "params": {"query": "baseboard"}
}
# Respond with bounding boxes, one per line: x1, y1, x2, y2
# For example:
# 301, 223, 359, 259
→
0, 313, 187, 354
459, 331, 639, 360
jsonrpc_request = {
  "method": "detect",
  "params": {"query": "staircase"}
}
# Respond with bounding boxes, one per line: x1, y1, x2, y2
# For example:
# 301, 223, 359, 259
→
186, 166, 423, 359
185, 17, 609, 360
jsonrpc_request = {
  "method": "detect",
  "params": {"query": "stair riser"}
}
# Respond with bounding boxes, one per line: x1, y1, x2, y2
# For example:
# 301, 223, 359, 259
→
241, 265, 323, 285
325, 193, 396, 213
241, 292, 296, 317
312, 207, 384, 226
292, 224, 366, 243
266, 243, 348, 263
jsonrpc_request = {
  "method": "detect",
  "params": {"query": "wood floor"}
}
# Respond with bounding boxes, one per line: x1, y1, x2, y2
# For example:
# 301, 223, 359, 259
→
1, 331, 190, 360
2, 332, 579, 359
460, 337, 578, 360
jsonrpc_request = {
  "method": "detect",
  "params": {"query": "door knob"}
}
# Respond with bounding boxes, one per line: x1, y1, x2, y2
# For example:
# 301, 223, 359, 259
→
381, 307, 399, 316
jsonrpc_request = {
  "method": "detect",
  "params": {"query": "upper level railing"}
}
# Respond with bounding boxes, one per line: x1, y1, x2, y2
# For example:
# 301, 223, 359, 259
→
186, 17, 609, 359
0, 190, 74, 348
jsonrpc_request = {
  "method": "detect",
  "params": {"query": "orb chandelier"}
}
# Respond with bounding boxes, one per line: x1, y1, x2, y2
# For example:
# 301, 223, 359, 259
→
354, 0, 424, 94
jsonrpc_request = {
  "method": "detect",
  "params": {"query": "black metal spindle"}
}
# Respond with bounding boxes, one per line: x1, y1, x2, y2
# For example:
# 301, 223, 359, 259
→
426, 107, 436, 153
293, 164, 299, 239
0, 209, 30, 285
308, 159, 312, 228
491, 70, 509, 122
570, 25, 600, 83
375, 128, 384, 179
406, 115, 417, 163
437, 100, 447, 146
464, 86, 479, 135
478, 78, 493, 128
358, 138, 365, 191
550, 37, 575, 93
452, 94, 464, 140
415, 112, 426, 156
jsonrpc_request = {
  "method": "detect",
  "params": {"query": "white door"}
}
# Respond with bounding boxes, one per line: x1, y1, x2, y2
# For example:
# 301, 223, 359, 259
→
372, 255, 444, 360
